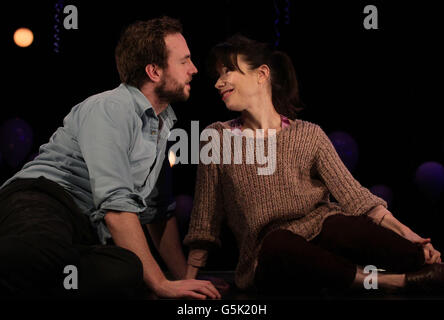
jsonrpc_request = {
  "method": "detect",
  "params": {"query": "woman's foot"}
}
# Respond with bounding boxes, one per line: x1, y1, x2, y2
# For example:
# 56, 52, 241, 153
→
403, 263, 444, 294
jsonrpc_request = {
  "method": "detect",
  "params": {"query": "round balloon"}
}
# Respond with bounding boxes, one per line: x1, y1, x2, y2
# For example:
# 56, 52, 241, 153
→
0, 118, 34, 168
328, 131, 359, 173
415, 161, 444, 199
369, 184, 394, 209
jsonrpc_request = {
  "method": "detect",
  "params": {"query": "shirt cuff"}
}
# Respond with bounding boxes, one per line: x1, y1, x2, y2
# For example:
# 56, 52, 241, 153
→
139, 200, 176, 224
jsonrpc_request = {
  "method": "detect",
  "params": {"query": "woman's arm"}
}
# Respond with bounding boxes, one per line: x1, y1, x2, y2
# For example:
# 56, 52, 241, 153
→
314, 125, 387, 216
366, 205, 408, 237
367, 205, 442, 264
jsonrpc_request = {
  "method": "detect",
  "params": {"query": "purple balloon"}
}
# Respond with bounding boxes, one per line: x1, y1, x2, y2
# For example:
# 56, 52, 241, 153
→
328, 131, 359, 173
369, 185, 394, 209
415, 161, 444, 199
0, 118, 34, 168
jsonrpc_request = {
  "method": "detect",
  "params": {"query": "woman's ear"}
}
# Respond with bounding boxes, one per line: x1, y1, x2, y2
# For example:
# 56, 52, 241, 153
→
257, 64, 271, 84
145, 64, 163, 83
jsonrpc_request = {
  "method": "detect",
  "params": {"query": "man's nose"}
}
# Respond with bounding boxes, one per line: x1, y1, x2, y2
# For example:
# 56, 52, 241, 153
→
190, 61, 198, 75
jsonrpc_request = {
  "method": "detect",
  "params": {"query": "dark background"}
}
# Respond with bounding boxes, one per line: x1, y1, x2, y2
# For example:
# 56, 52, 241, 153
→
1, 1, 443, 269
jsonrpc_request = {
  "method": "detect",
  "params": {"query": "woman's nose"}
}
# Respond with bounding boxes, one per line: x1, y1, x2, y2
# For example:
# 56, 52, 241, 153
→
215, 78, 224, 89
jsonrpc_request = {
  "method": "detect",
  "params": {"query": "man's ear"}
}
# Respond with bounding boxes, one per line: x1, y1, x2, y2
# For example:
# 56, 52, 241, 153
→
257, 64, 270, 84
145, 64, 163, 83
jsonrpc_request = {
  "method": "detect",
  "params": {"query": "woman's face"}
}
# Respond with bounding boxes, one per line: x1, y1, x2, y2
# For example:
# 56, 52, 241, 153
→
214, 55, 260, 112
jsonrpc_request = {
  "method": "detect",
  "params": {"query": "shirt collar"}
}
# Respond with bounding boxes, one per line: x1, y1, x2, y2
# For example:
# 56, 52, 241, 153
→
123, 83, 177, 128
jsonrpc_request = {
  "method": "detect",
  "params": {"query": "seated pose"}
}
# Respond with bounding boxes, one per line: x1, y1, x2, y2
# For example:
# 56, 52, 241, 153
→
0, 17, 219, 300
184, 34, 443, 295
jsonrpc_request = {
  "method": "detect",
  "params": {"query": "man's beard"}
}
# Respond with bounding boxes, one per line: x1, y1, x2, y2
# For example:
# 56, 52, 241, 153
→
155, 74, 189, 104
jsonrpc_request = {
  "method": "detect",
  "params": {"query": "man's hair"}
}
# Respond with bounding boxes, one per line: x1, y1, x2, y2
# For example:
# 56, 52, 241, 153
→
115, 16, 183, 88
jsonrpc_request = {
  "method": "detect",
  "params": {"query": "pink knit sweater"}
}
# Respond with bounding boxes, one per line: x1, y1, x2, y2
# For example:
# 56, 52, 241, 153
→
184, 119, 387, 289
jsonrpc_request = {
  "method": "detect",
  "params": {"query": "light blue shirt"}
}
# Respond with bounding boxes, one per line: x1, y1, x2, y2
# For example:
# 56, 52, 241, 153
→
1, 84, 177, 244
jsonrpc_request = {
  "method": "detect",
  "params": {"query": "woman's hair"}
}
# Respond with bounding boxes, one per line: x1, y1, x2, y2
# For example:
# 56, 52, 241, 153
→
207, 34, 304, 119
115, 16, 183, 88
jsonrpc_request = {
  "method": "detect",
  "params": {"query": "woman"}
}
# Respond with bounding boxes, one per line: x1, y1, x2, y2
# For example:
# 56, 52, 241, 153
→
184, 34, 443, 295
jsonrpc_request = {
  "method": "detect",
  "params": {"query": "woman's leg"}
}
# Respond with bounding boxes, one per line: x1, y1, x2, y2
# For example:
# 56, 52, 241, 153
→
311, 214, 425, 290
254, 229, 357, 295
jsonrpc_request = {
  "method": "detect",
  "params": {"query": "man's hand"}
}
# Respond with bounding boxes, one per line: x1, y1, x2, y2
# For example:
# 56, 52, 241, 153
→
154, 278, 221, 299
197, 275, 230, 295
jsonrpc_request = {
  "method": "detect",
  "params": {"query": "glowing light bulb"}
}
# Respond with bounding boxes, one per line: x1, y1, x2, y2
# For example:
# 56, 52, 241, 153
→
13, 28, 34, 47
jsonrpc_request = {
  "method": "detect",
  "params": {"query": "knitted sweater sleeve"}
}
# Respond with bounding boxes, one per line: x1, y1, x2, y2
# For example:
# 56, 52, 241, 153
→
183, 132, 225, 267
314, 125, 387, 215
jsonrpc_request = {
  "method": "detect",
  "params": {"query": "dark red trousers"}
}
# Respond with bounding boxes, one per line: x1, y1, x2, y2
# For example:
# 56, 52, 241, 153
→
254, 214, 425, 295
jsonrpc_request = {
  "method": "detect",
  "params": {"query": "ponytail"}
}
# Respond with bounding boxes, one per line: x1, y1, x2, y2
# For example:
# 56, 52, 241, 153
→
270, 51, 304, 120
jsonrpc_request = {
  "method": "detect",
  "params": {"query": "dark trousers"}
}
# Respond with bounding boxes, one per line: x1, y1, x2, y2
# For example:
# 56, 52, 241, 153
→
0, 178, 144, 299
254, 214, 425, 295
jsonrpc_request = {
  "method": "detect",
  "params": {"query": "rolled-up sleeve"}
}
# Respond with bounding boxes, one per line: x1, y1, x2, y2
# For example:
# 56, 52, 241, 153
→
77, 100, 146, 224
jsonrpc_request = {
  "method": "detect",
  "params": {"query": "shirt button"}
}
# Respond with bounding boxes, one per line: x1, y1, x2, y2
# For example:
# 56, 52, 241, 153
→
151, 130, 157, 135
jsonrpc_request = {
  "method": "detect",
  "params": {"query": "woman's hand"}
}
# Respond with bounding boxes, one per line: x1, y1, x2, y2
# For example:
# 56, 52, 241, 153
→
402, 228, 442, 264
422, 243, 442, 264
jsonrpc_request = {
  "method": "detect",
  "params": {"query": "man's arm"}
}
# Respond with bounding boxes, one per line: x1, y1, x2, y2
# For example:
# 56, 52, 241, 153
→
146, 216, 187, 280
104, 211, 221, 299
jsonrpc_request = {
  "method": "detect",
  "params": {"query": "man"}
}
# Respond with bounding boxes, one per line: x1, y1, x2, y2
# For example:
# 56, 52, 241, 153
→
0, 16, 220, 299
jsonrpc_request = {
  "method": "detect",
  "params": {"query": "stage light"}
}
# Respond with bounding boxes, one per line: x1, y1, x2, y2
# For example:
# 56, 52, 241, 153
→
169, 150, 176, 167
13, 27, 34, 48
415, 161, 444, 200
328, 131, 359, 173
0, 118, 34, 168
369, 184, 394, 208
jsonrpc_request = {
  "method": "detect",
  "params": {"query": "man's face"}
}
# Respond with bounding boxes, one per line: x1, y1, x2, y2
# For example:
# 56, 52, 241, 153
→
155, 33, 198, 103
